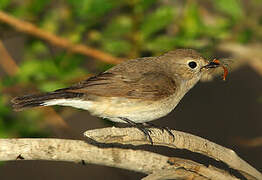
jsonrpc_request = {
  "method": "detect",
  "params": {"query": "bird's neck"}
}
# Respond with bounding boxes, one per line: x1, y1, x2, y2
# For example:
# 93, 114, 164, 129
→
174, 76, 201, 103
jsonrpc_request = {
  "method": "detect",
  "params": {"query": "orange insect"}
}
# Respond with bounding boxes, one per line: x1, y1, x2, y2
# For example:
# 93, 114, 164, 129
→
212, 59, 229, 81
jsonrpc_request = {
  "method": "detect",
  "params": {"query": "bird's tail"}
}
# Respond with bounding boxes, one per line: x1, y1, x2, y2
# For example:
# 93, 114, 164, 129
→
11, 90, 84, 111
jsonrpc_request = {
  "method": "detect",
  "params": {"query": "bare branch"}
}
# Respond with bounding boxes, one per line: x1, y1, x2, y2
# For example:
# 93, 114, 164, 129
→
84, 127, 262, 180
0, 11, 123, 64
0, 138, 239, 180
0, 138, 168, 173
0, 40, 19, 76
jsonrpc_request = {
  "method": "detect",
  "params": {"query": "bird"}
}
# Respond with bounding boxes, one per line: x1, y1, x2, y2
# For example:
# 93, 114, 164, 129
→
12, 49, 221, 144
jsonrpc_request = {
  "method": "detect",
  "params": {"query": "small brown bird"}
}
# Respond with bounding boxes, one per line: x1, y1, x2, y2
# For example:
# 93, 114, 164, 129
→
12, 49, 222, 143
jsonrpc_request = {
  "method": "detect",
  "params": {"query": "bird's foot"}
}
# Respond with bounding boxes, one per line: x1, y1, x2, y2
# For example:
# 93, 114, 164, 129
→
143, 122, 175, 141
119, 117, 153, 145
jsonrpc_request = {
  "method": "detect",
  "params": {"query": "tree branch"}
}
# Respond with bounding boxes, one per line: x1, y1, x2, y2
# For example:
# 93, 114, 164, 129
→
84, 127, 262, 180
0, 40, 19, 76
0, 138, 239, 180
0, 11, 123, 64
0, 127, 260, 179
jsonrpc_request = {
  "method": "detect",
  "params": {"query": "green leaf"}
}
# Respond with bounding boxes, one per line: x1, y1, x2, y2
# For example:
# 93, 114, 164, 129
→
180, 3, 203, 38
39, 81, 66, 92
67, 0, 118, 20
27, 0, 51, 14
203, 17, 231, 40
140, 6, 175, 39
102, 39, 131, 56
237, 28, 253, 43
133, 0, 157, 14
0, 0, 10, 10
18, 60, 59, 83
214, 0, 243, 19
145, 35, 177, 52
103, 16, 133, 38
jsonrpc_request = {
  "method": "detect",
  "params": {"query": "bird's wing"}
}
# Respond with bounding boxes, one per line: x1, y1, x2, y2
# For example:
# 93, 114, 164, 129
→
59, 71, 176, 100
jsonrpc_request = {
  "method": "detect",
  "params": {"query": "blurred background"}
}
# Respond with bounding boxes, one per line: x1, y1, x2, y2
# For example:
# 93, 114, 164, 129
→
0, 0, 261, 179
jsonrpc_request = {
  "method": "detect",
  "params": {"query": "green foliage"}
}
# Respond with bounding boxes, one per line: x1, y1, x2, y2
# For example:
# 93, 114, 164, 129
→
0, 94, 46, 138
141, 6, 175, 40
67, 0, 119, 28
180, 3, 203, 38
26, 0, 51, 15
0, 0, 260, 138
214, 0, 243, 20
0, 0, 10, 10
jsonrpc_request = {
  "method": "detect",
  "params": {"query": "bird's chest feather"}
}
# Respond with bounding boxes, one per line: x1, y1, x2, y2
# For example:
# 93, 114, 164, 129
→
87, 92, 182, 123
83, 77, 199, 123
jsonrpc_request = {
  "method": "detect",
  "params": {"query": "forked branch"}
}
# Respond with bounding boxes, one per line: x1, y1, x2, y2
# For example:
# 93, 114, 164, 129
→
0, 138, 238, 180
84, 127, 262, 180
0, 127, 261, 179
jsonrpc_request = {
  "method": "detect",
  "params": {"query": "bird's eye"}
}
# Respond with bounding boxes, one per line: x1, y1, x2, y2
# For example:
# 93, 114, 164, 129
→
188, 61, 197, 69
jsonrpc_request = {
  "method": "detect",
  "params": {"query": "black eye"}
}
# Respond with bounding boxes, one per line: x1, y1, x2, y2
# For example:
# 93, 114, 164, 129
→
188, 61, 197, 69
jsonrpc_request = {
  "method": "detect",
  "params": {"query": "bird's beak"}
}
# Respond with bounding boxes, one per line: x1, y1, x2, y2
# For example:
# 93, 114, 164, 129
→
201, 59, 229, 80
201, 61, 220, 70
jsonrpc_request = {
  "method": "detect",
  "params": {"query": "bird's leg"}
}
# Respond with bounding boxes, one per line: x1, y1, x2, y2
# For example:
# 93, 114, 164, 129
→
143, 122, 175, 141
119, 117, 153, 145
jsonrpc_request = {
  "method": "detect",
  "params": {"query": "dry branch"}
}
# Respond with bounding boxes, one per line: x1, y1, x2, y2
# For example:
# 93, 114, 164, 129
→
0, 11, 123, 64
0, 40, 19, 76
0, 138, 239, 180
84, 127, 262, 180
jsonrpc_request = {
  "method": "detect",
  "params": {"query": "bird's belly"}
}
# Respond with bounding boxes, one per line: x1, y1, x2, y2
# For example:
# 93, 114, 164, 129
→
88, 95, 179, 123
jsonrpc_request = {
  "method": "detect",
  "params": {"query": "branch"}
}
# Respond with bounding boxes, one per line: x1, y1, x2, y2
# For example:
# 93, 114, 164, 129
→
0, 40, 19, 76
84, 127, 262, 180
0, 138, 239, 180
0, 11, 123, 64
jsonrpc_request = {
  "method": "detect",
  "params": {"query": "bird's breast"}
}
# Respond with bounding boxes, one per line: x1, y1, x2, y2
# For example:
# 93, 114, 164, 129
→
86, 92, 183, 123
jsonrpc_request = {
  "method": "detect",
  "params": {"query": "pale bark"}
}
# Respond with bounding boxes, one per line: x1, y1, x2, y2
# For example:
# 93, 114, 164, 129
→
0, 138, 239, 180
84, 127, 262, 180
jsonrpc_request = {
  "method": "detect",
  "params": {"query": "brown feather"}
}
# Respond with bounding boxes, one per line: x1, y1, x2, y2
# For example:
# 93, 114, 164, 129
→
59, 57, 177, 100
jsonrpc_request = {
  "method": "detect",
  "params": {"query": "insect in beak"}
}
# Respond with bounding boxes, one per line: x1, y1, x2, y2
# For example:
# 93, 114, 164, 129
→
201, 59, 229, 81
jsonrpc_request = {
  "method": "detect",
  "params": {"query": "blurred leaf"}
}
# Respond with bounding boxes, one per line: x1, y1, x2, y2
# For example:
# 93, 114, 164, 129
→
180, 3, 203, 38
0, 95, 45, 138
204, 17, 231, 40
26, 0, 51, 14
0, 0, 10, 10
18, 60, 58, 83
13, 110, 48, 138
145, 35, 177, 52
237, 28, 253, 43
214, 0, 243, 19
103, 16, 132, 38
39, 81, 66, 92
0, 96, 10, 116
133, 0, 157, 14
41, 11, 60, 33
67, 0, 118, 20
102, 39, 132, 56
140, 6, 175, 39
30, 41, 48, 54
18, 53, 85, 83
